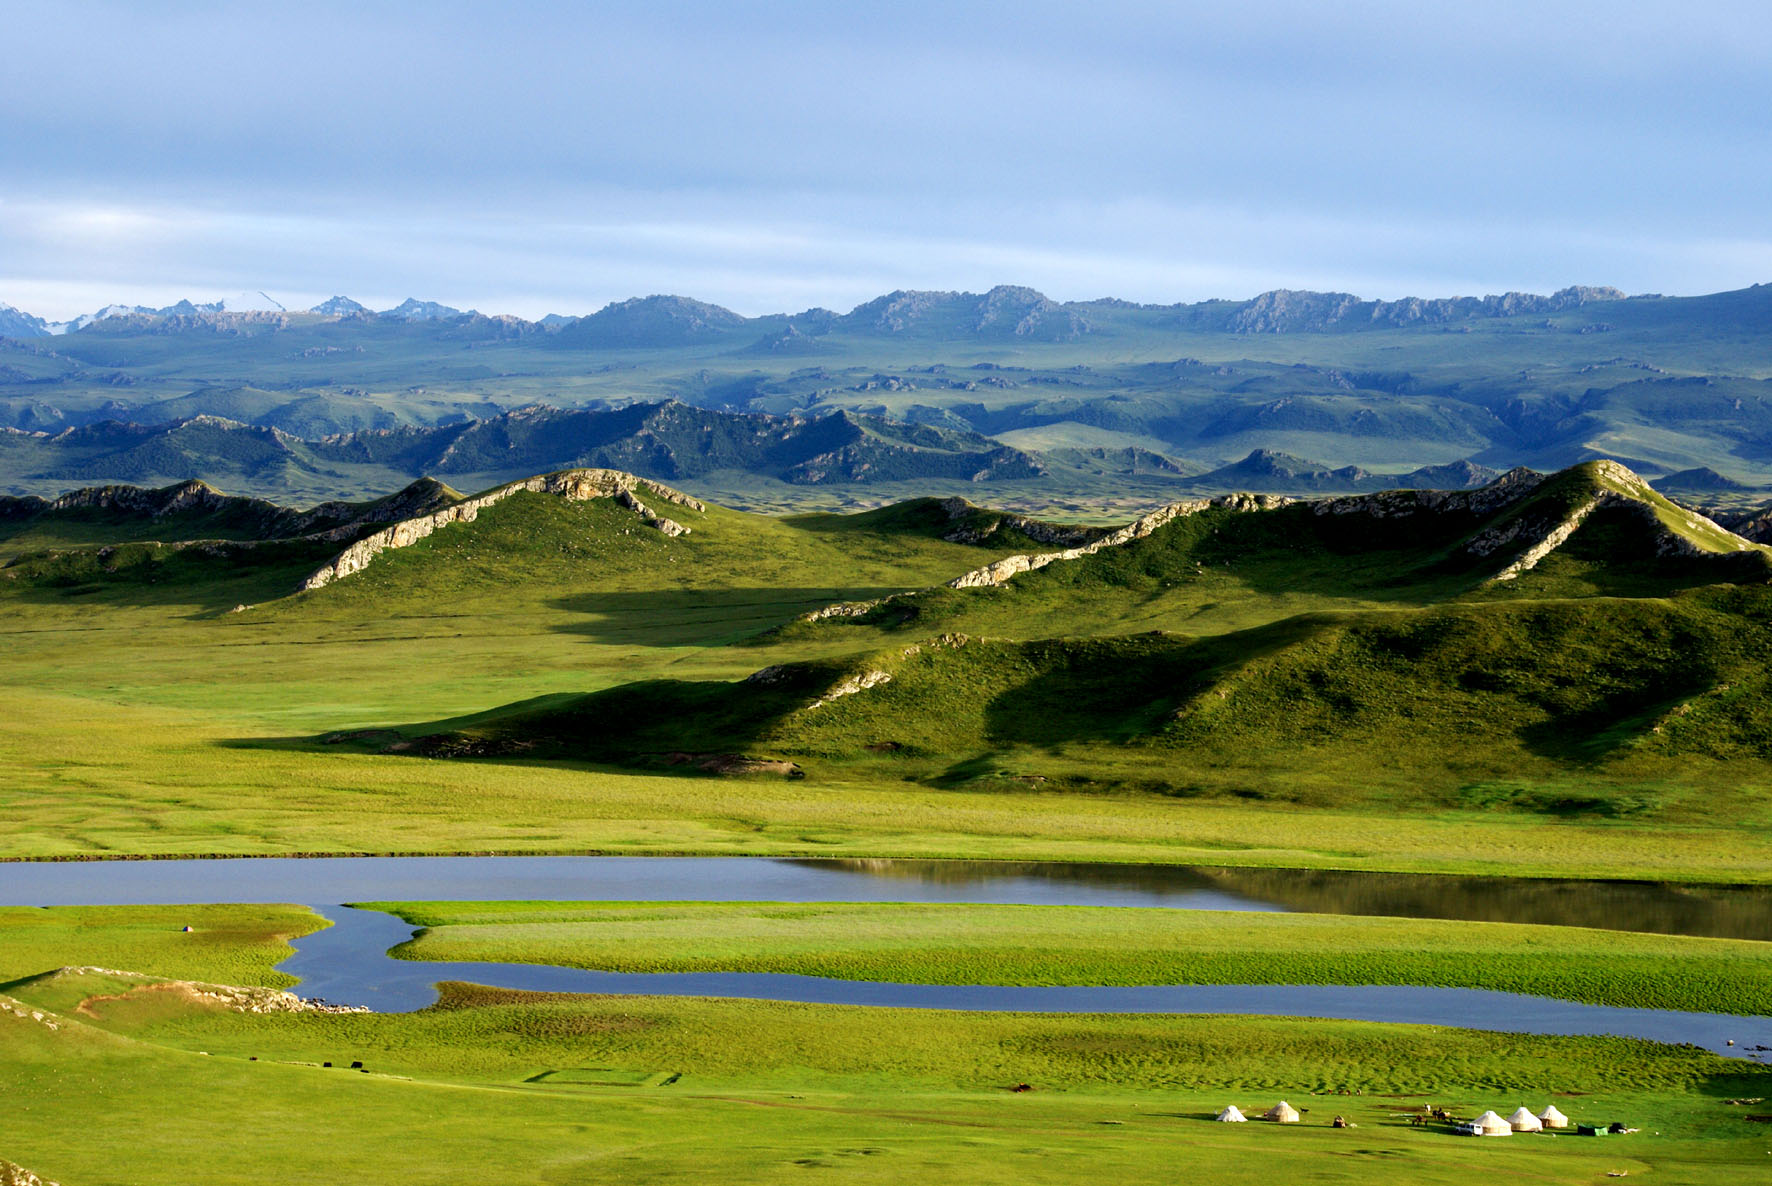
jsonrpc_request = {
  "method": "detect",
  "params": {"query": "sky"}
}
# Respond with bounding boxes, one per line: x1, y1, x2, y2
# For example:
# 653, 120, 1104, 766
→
3, 0, 1770, 320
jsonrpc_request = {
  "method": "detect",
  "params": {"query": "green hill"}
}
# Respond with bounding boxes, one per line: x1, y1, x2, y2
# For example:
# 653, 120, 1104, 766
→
365, 586, 1772, 815
784, 461, 1770, 643
351, 462, 1772, 818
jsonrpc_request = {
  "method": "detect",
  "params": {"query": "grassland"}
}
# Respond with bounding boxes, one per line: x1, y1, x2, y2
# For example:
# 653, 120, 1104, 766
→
4, 472, 1772, 879
9, 337, 1772, 1182
349, 469, 1772, 828
368, 900, 1772, 1016
1, 904, 1769, 1184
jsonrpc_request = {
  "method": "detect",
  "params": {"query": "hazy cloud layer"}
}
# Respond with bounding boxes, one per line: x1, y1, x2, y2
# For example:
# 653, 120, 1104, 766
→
4, 1, 1769, 318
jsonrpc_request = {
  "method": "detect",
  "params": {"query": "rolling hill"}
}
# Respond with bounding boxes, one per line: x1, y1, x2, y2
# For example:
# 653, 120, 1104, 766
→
343, 461, 1772, 817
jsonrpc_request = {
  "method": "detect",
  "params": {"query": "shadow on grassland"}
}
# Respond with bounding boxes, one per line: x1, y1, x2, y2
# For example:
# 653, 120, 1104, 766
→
542, 587, 917, 647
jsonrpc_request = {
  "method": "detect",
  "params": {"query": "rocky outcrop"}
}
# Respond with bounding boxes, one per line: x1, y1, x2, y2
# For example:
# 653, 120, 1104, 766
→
1310, 466, 1546, 522
1228, 286, 1628, 332
0, 476, 462, 548
1485, 495, 1604, 581
12, 477, 239, 519
296, 468, 704, 591
795, 493, 1287, 622
25, 967, 367, 1015
1474, 462, 1760, 582
935, 497, 1102, 547
614, 488, 689, 536
946, 493, 1290, 590
805, 669, 892, 710
0, 1159, 59, 1186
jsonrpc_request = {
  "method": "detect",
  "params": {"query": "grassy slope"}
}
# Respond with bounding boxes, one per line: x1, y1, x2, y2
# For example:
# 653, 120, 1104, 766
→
2, 472, 1772, 874
0, 905, 1767, 1183
390, 590, 1772, 819
363, 465, 1772, 822
371, 899, 1772, 1016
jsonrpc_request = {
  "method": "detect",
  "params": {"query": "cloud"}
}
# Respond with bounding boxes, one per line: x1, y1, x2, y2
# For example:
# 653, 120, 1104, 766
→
3, 3, 1768, 316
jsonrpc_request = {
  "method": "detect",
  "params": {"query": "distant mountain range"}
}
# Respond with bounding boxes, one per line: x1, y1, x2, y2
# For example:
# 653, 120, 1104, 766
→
0, 401, 1544, 505
5, 280, 1772, 501
0, 403, 1047, 498
0, 282, 1643, 341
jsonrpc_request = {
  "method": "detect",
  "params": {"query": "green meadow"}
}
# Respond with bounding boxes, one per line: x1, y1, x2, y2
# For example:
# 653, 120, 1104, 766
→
1, 904, 1770, 1185
6, 465, 1772, 1180
371, 899, 1772, 1016
4, 469, 1772, 877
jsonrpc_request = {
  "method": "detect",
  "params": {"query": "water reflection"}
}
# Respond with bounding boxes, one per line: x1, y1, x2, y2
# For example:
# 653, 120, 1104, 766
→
0, 855, 1766, 941
792, 860, 1772, 941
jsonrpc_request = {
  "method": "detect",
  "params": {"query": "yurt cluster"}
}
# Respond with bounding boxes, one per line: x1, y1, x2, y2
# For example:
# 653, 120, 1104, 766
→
1212, 1100, 1620, 1136
1462, 1106, 1568, 1136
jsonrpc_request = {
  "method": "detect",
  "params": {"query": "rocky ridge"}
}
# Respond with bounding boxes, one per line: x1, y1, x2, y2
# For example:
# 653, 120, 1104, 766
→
797, 492, 1291, 624
934, 496, 1102, 548
295, 468, 704, 591
797, 461, 1765, 625
945, 492, 1292, 591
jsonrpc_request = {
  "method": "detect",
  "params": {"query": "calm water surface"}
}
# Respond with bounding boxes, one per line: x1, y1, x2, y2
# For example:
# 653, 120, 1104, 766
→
2, 855, 1768, 939
4, 855, 1768, 1053
285, 904, 1772, 1056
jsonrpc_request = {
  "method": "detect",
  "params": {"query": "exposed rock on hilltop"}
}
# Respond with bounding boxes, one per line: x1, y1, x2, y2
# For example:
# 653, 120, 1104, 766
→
946, 492, 1291, 591
933, 496, 1102, 548
839, 286, 1092, 341
0, 1159, 59, 1186
799, 461, 1769, 630
1227, 286, 1627, 332
296, 468, 704, 591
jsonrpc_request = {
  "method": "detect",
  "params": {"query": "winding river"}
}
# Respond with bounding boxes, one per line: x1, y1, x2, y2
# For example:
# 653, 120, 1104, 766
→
3, 855, 1768, 1055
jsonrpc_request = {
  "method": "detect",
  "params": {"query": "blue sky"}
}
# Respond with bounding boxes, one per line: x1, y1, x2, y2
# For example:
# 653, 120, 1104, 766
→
3, 0, 1769, 319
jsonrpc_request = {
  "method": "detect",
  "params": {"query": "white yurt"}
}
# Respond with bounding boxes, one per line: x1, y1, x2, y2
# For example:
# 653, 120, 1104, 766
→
1467, 1110, 1513, 1136
1538, 1105, 1570, 1129
1216, 1105, 1248, 1122
1506, 1107, 1543, 1132
1263, 1101, 1301, 1123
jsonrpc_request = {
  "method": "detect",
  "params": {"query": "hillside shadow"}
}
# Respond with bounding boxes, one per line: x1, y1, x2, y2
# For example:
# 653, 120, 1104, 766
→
543, 587, 913, 647
976, 616, 1339, 748
0, 552, 327, 615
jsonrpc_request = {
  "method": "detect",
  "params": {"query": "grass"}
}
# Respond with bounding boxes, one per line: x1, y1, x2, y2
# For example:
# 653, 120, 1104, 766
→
11, 992, 1770, 1186
0, 904, 1769, 1183
5, 474, 1772, 877
383, 591, 1772, 823
0, 903, 322, 990
369, 899, 1772, 1016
